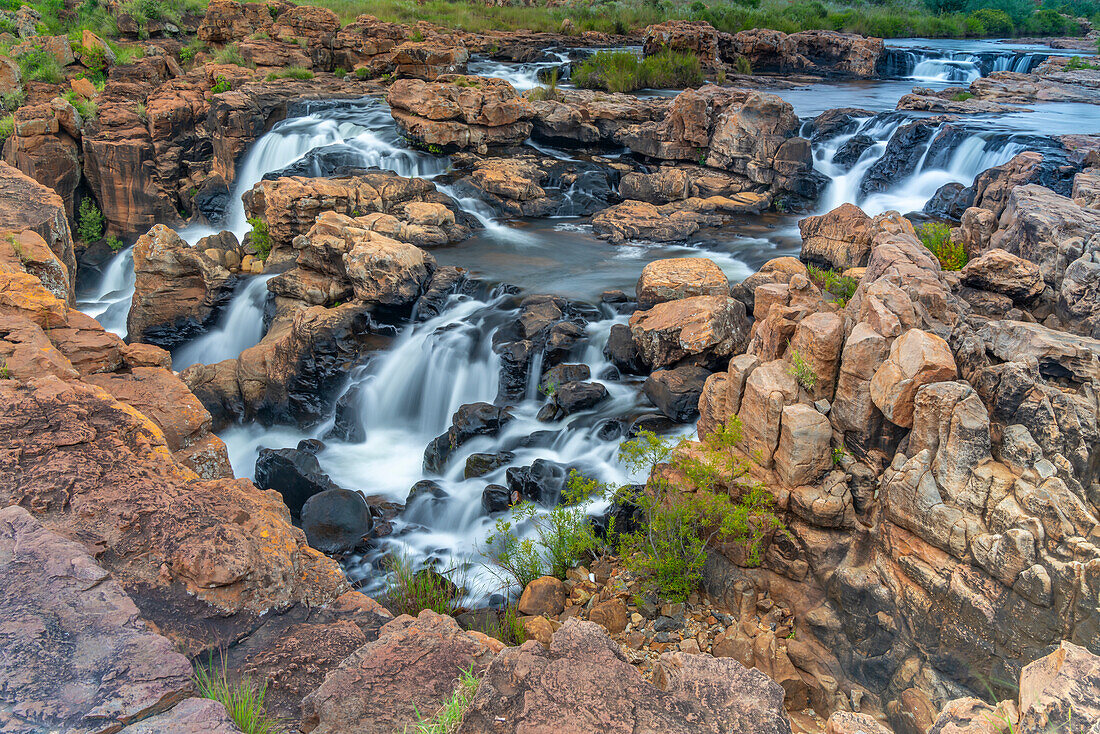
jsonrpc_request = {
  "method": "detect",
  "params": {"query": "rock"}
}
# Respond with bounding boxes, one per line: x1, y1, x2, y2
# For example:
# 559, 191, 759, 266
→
424, 402, 514, 473
636, 257, 730, 310
972, 151, 1048, 218
128, 224, 235, 346
831, 134, 875, 171
604, 323, 645, 374
254, 445, 342, 518
859, 118, 942, 196
387, 75, 533, 154
629, 295, 750, 369
0, 506, 195, 734
589, 598, 629, 634
737, 359, 799, 467
799, 203, 874, 271
1059, 246, 1100, 336
590, 199, 707, 244
391, 40, 470, 80
644, 364, 712, 423
775, 403, 833, 487
301, 488, 373, 554
481, 484, 514, 514
826, 712, 893, 734
457, 619, 792, 733
869, 328, 958, 428
550, 381, 609, 416
978, 319, 1100, 382
0, 162, 76, 303
464, 451, 515, 479
956, 206, 998, 258
723, 28, 884, 78
960, 248, 1044, 303
518, 576, 567, 616
528, 88, 667, 147
118, 698, 242, 733
522, 614, 555, 645
643, 20, 720, 67
506, 459, 570, 504
924, 181, 974, 221
300, 610, 495, 734
1017, 641, 1100, 732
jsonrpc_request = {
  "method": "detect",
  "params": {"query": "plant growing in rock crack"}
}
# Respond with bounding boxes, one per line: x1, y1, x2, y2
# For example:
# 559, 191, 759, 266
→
0, 359, 10, 379
918, 221, 967, 271
538, 380, 557, 398
211, 75, 232, 94
246, 217, 272, 261
481, 470, 600, 588
615, 423, 785, 602
788, 349, 817, 391
832, 444, 848, 467
105, 235, 124, 253
382, 553, 465, 617
411, 665, 481, 734
78, 199, 105, 243
194, 655, 282, 734
478, 604, 527, 646
806, 264, 858, 306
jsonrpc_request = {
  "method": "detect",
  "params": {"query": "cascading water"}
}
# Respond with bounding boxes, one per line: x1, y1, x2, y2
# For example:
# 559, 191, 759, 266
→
76, 245, 135, 337
467, 49, 571, 91
172, 274, 276, 370
880, 46, 1050, 83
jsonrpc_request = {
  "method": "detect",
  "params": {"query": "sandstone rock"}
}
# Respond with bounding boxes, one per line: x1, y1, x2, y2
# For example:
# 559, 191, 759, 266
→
629, 295, 750, 369
644, 364, 711, 422
737, 359, 800, 467
519, 576, 567, 617
589, 598, 629, 634
1059, 245, 1100, 336
960, 248, 1044, 303
0, 506, 194, 734
636, 257, 730, 309
0, 162, 75, 303
869, 328, 957, 428
117, 698, 242, 734
1072, 168, 1100, 209
590, 199, 710, 244
528, 88, 666, 146
978, 319, 1100, 382
387, 75, 533, 153
643, 20, 720, 66
775, 403, 833, 487
522, 614, 555, 645
300, 610, 495, 734
391, 40, 470, 79
789, 311, 845, 401
723, 28, 884, 78
0, 229, 69, 304
457, 619, 792, 734
1017, 641, 1100, 732
926, 698, 1013, 734
799, 203, 874, 271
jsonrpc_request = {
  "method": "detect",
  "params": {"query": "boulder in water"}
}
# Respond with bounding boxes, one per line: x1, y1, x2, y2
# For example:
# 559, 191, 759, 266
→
423, 402, 514, 474
254, 444, 343, 518
301, 488, 373, 554
506, 458, 571, 504
830, 134, 874, 171
923, 181, 973, 220
465, 451, 515, 479
643, 364, 711, 423
481, 484, 515, 514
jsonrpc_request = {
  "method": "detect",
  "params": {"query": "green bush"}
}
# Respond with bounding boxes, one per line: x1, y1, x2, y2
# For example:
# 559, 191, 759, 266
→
77, 198, 105, 243
918, 221, 967, 270
482, 472, 600, 588
968, 8, 1014, 35
1066, 55, 1100, 70
1021, 8, 1074, 35
355, 66, 371, 79
105, 235, 124, 252
194, 658, 281, 734
211, 75, 232, 94
246, 216, 271, 259
382, 553, 463, 616
573, 48, 702, 93
0, 114, 13, 141
951, 91, 974, 101
266, 65, 314, 80
806, 263, 858, 306
1, 90, 23, 111
615, 423, 785, 602
213, 42, 247, 66
63, 89, 98, 121
16, 48, 63, 84
178, 38, 206, 64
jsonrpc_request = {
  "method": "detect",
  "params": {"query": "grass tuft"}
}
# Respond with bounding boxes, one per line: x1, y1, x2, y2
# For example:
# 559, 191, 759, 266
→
573, 48, 702, 93
381, 553, 463, 617
194, 657, 283, 734
266, 65, 314, 80
412, 666, 481, 734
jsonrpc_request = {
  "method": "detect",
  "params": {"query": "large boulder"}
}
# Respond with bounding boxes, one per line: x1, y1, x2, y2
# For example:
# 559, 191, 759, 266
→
775, 403, 832, 487
959, 247, 1044, 303
869, 328, 957, 428
424, 402, 514, 473
798, 202, 874, 271
0, 162, 75, 303
629, 295, 750, 369
644, 364, 712, 422
722, 28, 884, 79
457, 619, 793, 733
301, 488, 374, 554
386, 75, 534, 153
127, 224, 235, 346
636, 257, 730, 310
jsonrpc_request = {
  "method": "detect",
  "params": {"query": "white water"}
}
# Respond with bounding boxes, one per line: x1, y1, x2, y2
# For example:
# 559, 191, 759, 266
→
76, 246, 135, 337
172, 274, 275, 370
467, 49, 570, 91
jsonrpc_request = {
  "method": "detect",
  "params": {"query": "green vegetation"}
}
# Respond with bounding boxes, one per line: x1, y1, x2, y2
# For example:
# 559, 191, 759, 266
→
483, 472, 600, 588
918, 221, 968, 270
194, 658, 282, 734
213, 42, 248, 66
478, 605, 527, 646
1066, 55, 1100, 70
105, 235, 124, 252
788, 349, 817, 391
134, 101, 147, 122
354, 66, 372, 79
572, 48, 702, 93
246, 216, 272, 259
211, 74, 232, 93
178, 38, 207, 64
951, 91, 974, 101
0, 359, 10, 379
382, 554, 463, 616
0, 114, 13, 141
1, 90, 24, 111
63, 89, 98, 120
832, 445, 848, 466
614, 424, 785, 602
266, 65, 314, 80
413, 666, 481, 734
15, 48, 64, 84
806, 263, 858, 306
77, 199, 105, 243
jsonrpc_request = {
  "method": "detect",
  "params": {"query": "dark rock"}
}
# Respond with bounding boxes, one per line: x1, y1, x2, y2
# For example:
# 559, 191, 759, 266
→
604, 323, 646, 375
806, 107, 876, 142
541, 363, 591, 391
654, 615, 683, 632
193, 173, 231, 223
554, 381, 609, 415
506, 459, 571, 504
629, 413, 678, 436
424, 402, 514, 473
301, 488, 373, 554
0, 506, 195, 734
298, 438, 326, 454
481, 484, 516, 514
327, 385, 366, 443
596, 419, 625, 441
407, 480, 448, 506
643, 365, 712, 423
592, 487, 644, 539
859, 118, 941, 197
831, 134, 874, 171
465, 451, 516, 479
415, 266, 469, 321
924, 182, 974, 221
255, 446, 342, 518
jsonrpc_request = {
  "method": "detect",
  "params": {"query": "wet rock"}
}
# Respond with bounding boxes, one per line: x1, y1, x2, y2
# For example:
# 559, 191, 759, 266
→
519, 576, 567, 616
300, 610, 496, 734
604, 323, 645, 375
506, 459, 570, 504
424, 402, 514, 473
255, 445, 343, 518
960, 248, 1044, 303
550, 380, 609, 417
328, 384, 366, 443
465, 451, 515, 478
806, 107, 875, 142
831, 134, 875, 171
644, 364, 711, 423
301, 488, 373, 554
481, 484, 514, 514
541, 362, 590, 390
407, 479, 448, 505
629, 413, 678, 436
0, 506, 195, 734
636, 257, 731, 310
458, 619, 792, 734
128, 224, 235, 347
924, 181, 974, 220
387, 75, 533, 154
630, 295, 750, 369
860, 118, 942, 197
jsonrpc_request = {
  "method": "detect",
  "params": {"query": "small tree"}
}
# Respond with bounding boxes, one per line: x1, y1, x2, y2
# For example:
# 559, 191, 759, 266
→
77, 198, 105, 243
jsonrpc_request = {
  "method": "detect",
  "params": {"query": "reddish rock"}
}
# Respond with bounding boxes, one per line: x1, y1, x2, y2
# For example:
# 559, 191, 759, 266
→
589, 597, 629, 634
518, 576, 568, 616
636, 257, 730, 309
629, 295, 750, 369
0, 162, 76, 302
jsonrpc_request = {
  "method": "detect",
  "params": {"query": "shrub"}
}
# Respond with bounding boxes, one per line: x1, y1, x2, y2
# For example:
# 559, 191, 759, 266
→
968, 8, 1013, 35
789, 349, 817, 391
413, 666, 481, 734
616, 424, 785, 601
266, 65, 314, 80
134, 101, 147, 122
333, 65, 346, 77
381, 554, 463, 616
806, 263, 858, 306
246, 216, 272, 259
527, 67, 560, 102
105, 235, 124, 252
194, 657, 282, 734
0, 359, 9, 379
78, 198, 105, 243
0, 114, 12, 141
213, 42, 247, 66
951, 91, 974, 101
1, 89, 24, 111
178, 38, 206, 64
355, 66, 371, 79
918, 221, 967, 270
211, 75, 232, 94
1067, 55, 1100, 70
573, 48, 702, 93
16, 48, 63, 83
63, 90, 98, 121
643, 48, 704, 88
482, 472, 600, 588
479, 605, 527, 646
1021, 8, 1074, 36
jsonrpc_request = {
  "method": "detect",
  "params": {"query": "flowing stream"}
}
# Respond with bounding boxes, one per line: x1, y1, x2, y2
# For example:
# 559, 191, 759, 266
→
73, 38, 1095, 598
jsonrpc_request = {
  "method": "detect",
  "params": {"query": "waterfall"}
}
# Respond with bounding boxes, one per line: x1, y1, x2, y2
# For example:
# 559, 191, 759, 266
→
172, 274, 276, 370
76, 245, 135, 337
881, 47, 1049, 83
467, 49, 571, 91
